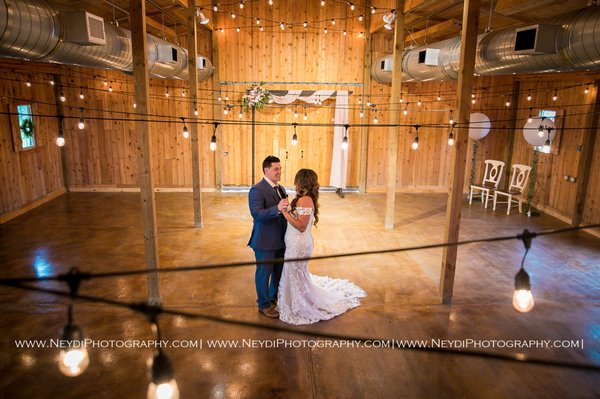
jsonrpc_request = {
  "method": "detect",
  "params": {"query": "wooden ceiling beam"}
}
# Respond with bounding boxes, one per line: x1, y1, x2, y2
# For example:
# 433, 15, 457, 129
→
145, 16, 176, 38
494, 0, 558, 15
405, 18, 461, 43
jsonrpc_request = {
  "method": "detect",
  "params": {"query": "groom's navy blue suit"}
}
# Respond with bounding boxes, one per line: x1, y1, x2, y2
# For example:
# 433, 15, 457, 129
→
248, 178, 288, 310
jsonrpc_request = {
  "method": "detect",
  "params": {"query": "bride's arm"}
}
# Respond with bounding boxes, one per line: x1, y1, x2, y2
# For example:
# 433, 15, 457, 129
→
282, 196, 314, 232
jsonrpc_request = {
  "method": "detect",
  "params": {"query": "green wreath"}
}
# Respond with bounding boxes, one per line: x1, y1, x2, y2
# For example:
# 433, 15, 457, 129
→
20, 117, 34, 138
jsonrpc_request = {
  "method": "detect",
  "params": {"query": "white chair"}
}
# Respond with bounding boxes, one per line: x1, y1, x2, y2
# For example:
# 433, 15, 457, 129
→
469, 160, 505, 208
493, 164, 531, 215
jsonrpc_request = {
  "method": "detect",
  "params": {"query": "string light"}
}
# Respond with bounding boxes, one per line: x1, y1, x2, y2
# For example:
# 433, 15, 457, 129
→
57, 305, 89, 377
78, 108, 85, 130
56, 134, 65, 147
225, 93, 229, 101
403, 103, 409, 116
373, 110, 378, 124
331, 18, 335, 25
236, 27, 240, 32
448, 125, 455, 146
371, 7, 376, 14
359, 109, 364, 118
449, 110, 454, 125
268, 0, 273, 5
324, 27, 328, 34
341, 124, 349, 150
513, 231, 535, 313
218, 92, 222, 102
26, 79, 31, 87
103, 80, 108, 86
527, 90, 532, 101
181, 118, 189, 139
321, 0, 325, 6
210, 123, 218, 151
50, 79, 55, 86
585, 85, 589, 94
239, 0, 244, 9
303, 21, 308, 28
417, 97, 421, 107
280, 21, 285, 30
194, 103, 198, 116
231, 12, 236, 19
358, 15, 363, 22
294, 106, 298, 119
411, 125, 419, 150
60, 92, 66, 102
527, 107, 533, 124
165, 87, 169, 97
350, 3, 355, 11
239, 107, 243, 119
213, 4, 218, 11
359, 32, 364, 37
256, 18, 260, 24
292, 123, 298, 146
79, 87, 84, 100
181, 89, 185, 97
108, 84, 113, 93
437, 92, 441, 101
538, 124, 545, 137
552, 89, 557, 101
133, 102, 137, 109
505, 99, 511, 107
147, 322, 179, 399
343, 30, 347, 36
223, 104, 229, 115
260, 26, 264, 31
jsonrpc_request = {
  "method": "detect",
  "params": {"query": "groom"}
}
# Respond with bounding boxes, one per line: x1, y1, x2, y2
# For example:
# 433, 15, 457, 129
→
248, 156, 289, 318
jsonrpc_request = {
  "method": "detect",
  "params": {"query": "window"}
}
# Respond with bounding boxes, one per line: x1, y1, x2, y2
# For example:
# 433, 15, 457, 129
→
17, 104, 36, 149
535, 109, 558, 154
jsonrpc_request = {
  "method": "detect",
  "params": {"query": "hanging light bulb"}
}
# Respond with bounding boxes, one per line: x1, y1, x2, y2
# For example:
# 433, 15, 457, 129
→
471, 98, 476, 104
256, 18, 260, 24
359, 31, 364, 37
324, 27, 328, 34
331, 18, 335, 25
223, 105, 229, 115
403, 103, 409, 116
371, 7, 376, 14
527, 90, 532, 101
231, 12, 236, 19
552, 89, 557, 101
50, 79, 55, 86
280, 21, 285, 30
321, 0, 325, 6
239, 107, 243, 119
133, 102, 137, 109
181, 90, 185, 97
471, 93, 475, 98
527, 107, 533, 124
268, 0, 273, 5
194, 105, 198, 116
59, 92, 66, 102
210, 123, 218, 151
56, 130, 65, 147
217, 92, 222, 102
181, 118, 189, 139
417, 97, 421, 107
341, 136, 348, 150
585, 85, 589, 94
165, 88, 169, 97
448, 131, 454, 146
303, 110, 308, 121
358, 15, 363, 22
147, 351, 180, 399
103, 80, 108, 86
239, 0, 244, 9
538, 125, 545, 137
350, 3, 355, 11
78, 118, 85, 130
260, 26, 264, 31
219, 27, 224, 33
294, 107, 298, 119
373, 113, 378, 124
79, 87, 84, 100
359, 109, 364, 118
26, 79, 31, 87
57, 306, 89, 377
303, 21, 308, 29
109, 84, 113, 93
449, 110, 454, 125
437, 93, 441, 101
399, 97, 403, 103
411, 134, 419, 150
505, 100, 511, 107
236, 26, 240, 32
513, 267, 534, 313
213, 4, 218, 12
225, 94, 229, 101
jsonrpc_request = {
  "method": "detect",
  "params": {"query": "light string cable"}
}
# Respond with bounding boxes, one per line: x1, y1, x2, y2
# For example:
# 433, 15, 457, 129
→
2, 224, 600, 372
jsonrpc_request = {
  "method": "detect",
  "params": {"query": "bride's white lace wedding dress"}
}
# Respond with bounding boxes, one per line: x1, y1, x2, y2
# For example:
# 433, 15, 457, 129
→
277, 206, 366, 325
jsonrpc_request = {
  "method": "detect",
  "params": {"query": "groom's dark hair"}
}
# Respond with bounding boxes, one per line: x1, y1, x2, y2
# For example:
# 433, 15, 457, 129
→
262, 156, 280, 172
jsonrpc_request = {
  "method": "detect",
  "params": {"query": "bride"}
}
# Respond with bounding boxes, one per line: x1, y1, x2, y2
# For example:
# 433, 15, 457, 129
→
278, 169, 366, 325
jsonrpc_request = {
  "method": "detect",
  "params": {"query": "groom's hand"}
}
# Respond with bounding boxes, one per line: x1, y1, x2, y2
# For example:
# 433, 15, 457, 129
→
278, 199, 289, 212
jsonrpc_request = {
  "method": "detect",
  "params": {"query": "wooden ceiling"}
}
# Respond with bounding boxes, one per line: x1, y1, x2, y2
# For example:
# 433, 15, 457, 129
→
49, 0, 593, 47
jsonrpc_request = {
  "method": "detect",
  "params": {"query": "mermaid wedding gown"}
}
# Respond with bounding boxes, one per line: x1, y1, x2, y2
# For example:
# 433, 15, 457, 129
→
277, 206, 366, 325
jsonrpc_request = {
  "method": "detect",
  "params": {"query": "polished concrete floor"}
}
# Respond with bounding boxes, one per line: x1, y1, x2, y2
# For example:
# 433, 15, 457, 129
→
0, 191, 599, 398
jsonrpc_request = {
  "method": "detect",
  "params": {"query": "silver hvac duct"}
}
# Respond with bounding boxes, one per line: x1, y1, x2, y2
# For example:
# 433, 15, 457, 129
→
0, 0, 213, 81
372, 6, 600, 83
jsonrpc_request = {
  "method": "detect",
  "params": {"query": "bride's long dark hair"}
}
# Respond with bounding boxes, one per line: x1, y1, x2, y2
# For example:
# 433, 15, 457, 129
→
290, 168, 319, 226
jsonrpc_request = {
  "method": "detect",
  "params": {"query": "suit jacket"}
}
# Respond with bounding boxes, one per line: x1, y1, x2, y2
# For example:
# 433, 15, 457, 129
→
248, 178, 288, 251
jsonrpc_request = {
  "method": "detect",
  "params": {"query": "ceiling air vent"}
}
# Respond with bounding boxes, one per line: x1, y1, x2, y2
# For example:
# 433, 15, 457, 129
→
61, 11, 106, 45
380, 58, 392, 72
514, 24, 559, 54
417, 48, 441, 66
157, 45, 178, 63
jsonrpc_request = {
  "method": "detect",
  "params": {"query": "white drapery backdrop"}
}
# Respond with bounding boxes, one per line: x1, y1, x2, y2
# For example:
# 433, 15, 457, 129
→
269, 90, 349, 188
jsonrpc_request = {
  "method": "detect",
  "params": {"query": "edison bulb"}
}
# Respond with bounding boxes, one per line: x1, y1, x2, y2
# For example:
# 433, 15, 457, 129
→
58, 348, 89, 377
56, 137, 65, 147
512, 289, 534, 313
147, 381, 180, 399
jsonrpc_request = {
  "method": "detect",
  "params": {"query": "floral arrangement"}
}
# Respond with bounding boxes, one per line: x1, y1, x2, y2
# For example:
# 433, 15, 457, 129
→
20, 117, 34, 137
241, 83, 270, 111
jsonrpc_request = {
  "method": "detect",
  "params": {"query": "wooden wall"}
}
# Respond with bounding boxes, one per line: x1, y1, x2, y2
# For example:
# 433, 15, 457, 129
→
0, 0, 599, 231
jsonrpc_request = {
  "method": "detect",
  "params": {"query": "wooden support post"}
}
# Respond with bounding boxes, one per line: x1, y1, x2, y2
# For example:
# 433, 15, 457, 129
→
129, 0, 162, 306
358, 0, 372, 194
503, 80, 521, 186
572, 79, 600, 226
384, 0, 405, 229
439, 0, 480, 304
53, 76, 69, 190
187, 0, 203, 228
211, 17, 222, 190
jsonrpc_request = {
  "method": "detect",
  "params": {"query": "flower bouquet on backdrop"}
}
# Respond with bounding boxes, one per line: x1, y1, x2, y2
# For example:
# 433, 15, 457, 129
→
241, 83, 271, 111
